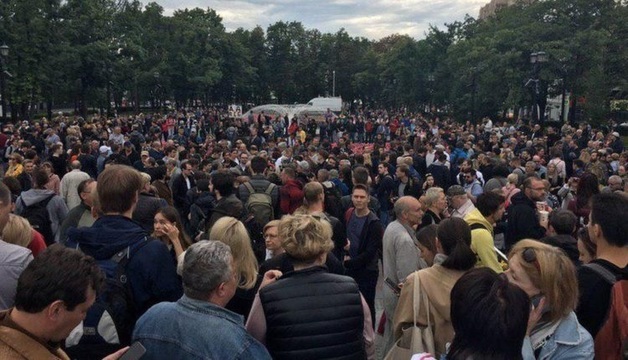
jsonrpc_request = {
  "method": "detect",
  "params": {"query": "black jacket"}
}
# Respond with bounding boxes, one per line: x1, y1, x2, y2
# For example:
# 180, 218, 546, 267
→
260, 266, 366, 360
505, 191, 546, 250
395, 176, 422, 199
344, 210, 383, 274
171, 173, 196, 213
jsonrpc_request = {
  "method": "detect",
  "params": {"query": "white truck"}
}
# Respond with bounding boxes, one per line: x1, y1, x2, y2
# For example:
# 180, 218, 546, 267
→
306, 97, 342, 112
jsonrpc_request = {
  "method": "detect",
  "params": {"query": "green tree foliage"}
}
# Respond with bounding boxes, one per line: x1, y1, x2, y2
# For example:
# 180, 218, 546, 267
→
0, 0, 624, 122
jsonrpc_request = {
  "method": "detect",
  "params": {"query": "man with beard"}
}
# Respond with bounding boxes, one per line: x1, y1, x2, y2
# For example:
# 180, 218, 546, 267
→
505, 176, 548, 250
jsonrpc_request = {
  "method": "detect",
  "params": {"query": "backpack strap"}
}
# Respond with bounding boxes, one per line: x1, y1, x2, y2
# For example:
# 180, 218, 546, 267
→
344, 207, 355, 224
244, 182, 255, 194
19, 194, 55, 209
41, 194, 56, 206
112, 238, 152, 286
469, 223, 489, 231
584, 263, 618, 285
265, 183, 276, 195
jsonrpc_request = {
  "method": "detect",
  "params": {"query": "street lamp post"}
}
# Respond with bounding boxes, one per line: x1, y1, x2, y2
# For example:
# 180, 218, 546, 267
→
530, 51, 548, 124
0, 44, 9, 123
427, 74, 435, 113
332, 70, 336, 97
470, 68, 478, 124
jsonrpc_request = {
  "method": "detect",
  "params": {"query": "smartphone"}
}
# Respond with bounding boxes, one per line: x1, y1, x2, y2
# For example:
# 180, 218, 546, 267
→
119, 342, 146, 360
384, 277, 401, 296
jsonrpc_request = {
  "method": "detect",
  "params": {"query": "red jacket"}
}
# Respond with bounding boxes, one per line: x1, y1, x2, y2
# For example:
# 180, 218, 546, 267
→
28, 230, 47, 257
279, 179, 304, 215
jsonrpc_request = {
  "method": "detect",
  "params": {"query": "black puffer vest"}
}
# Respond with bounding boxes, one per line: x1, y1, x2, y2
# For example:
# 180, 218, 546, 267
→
259, 266, 366, 360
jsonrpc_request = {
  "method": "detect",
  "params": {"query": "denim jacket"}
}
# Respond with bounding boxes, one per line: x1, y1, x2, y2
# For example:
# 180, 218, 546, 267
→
522, 311, 594, 360
133, 295, 271, 360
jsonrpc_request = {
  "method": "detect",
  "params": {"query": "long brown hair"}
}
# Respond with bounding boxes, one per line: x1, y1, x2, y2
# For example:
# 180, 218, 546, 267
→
153, 206, 193, 250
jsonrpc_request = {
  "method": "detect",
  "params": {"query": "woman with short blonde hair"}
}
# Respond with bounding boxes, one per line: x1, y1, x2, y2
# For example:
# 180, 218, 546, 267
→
278, 214, 333, 265
506, 239, 593, 358
247, 214, 373, 359
3, 214, 32, 248
2, 214, 47, 256
420, 187, 447, 227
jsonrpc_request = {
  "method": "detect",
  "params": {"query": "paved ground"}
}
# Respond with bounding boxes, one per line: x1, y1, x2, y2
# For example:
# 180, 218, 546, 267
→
374, 262, 386, 360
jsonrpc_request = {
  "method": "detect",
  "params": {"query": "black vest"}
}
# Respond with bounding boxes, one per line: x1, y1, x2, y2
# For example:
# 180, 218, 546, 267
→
260, 266, 366, 360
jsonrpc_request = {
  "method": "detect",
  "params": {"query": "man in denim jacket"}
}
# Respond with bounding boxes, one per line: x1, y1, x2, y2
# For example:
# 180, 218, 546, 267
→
133, 241, 271, 360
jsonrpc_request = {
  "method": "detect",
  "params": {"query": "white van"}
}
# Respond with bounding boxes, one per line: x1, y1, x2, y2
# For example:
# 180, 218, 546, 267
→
307, 97, 342, 112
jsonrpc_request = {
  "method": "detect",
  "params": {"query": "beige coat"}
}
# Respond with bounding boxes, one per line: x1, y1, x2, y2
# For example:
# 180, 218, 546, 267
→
0, 325, 69, 360
392, 264, 466, 356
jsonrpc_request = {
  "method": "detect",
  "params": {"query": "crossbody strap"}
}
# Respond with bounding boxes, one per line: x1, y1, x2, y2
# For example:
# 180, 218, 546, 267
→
584, 262, 617, 285
413, 271, 432, 328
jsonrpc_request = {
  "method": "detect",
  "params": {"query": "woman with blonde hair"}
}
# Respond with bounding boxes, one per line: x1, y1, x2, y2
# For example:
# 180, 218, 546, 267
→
5, 153, 24, 178
505, 239, 593, 359
2, 214, 47, 257
501, 173, 521, 208
420, 187, 448, 227
41, 161, 61, 195
247, 214, 374, 359
209, 216, 259, 317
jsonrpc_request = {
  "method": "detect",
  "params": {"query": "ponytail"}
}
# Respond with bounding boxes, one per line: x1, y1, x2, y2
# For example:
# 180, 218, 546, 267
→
438, 218, 476, 271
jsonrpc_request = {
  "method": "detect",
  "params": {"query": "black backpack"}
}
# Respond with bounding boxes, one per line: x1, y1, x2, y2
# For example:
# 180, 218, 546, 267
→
322, 181, 343, 220
65, 239, 151, 360
19, 194, 55, 245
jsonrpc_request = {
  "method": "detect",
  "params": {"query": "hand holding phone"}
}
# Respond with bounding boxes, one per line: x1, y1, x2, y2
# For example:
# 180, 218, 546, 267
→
118, 342, 146, 360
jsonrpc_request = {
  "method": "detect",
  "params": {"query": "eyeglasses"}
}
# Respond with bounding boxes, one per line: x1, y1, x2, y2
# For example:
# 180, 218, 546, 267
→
521, 247, 541, 273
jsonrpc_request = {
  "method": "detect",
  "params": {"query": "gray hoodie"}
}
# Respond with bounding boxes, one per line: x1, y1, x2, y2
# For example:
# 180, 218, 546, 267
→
15, 189, 69, 243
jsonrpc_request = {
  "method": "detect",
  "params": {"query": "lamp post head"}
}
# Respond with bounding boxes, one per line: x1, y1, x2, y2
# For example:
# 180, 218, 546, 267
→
0, 44, 8, 58
530, 51, 548, 64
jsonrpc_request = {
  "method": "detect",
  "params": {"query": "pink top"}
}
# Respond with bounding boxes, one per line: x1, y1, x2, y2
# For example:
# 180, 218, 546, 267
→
45, 174, 61, 195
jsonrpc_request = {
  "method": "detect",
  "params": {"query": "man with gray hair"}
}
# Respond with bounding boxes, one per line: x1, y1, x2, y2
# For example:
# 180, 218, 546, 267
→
381, 196, 427, 354
603, 175, 624, 193
133, 240, 271, 359
60, 160, 91, 209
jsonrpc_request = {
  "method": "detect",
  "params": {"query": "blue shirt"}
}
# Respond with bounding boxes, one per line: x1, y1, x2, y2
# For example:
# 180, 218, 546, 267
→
133, 295, 271, 360
347, 212, 368, 259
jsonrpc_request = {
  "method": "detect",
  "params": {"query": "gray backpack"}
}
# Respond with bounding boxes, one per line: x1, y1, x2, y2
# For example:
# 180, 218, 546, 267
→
243, 182, 275, 227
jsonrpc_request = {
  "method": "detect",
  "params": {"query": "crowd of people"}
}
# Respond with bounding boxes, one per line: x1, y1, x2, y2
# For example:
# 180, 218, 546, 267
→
0, 107, 626, 360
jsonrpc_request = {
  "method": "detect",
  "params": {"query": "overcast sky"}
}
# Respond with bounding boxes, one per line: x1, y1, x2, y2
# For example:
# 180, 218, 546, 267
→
153, 0, 487, 40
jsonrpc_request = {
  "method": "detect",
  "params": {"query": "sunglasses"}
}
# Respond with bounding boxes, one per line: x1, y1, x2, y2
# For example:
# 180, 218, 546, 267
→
521, 247, 541, 273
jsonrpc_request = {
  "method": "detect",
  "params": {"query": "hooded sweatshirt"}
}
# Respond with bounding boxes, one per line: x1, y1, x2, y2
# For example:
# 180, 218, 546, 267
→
15, 189, 68, 243
464, 208, 503, 273
66, 215, 182, 316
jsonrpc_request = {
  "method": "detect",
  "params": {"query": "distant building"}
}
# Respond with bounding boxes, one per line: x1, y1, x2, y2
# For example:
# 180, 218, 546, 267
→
479, 0, 534, 20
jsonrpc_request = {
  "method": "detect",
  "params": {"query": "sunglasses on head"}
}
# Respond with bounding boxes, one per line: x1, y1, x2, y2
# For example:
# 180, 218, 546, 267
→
521, 247, 541, 273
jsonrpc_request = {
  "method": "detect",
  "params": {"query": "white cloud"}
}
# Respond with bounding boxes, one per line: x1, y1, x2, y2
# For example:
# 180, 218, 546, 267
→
154, 0, 486, 40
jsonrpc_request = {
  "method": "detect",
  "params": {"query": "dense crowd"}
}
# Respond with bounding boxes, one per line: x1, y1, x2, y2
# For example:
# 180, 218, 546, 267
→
0, 107, 626, 360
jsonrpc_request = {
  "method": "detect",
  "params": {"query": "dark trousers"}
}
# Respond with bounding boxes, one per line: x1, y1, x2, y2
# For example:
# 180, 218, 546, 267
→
347, 269, 378, 328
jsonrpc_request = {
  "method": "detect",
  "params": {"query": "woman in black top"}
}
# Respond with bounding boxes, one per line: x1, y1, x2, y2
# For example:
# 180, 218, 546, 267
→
420, 186, 448, 228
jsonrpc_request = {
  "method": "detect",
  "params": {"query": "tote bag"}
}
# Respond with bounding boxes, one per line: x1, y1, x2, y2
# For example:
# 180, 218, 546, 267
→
384, 271, 436, 360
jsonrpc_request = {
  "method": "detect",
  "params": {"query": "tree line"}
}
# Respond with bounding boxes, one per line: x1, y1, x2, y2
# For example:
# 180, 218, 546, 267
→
0, 0, 626, 123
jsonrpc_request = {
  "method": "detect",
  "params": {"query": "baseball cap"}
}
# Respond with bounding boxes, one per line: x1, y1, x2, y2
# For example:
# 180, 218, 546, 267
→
297, 160, 310, 171
141, 150, 149, 157
612, 131, 620, 138
447, 185, 466, 197
99, 145, 111, 153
